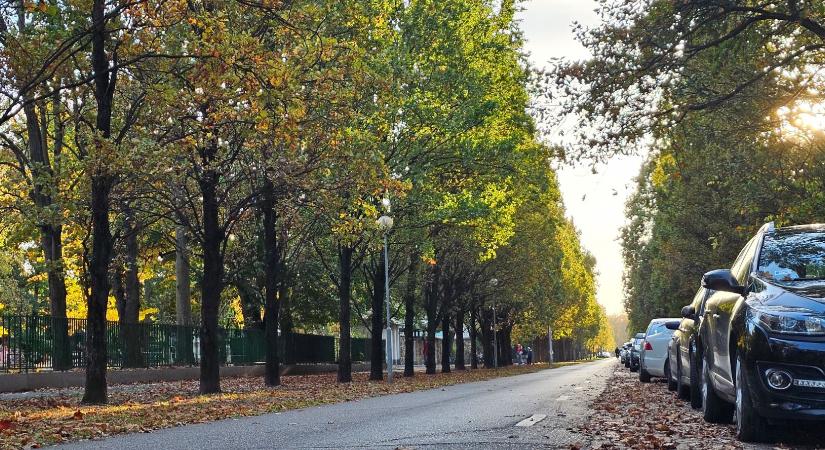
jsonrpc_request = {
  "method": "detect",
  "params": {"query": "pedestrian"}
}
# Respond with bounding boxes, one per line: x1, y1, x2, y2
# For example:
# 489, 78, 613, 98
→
526, 347, 533, 365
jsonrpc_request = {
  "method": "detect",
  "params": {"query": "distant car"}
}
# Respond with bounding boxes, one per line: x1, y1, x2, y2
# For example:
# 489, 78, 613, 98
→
639, 318, 681, 382
667, 286, 713, 408
620, 342, 632, 366
629, 333, 644, 372
700, 223, 825, 442
597, 351, 611, 358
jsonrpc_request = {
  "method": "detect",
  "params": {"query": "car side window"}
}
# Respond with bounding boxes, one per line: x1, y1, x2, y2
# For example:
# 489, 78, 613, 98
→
731, 237, 758, 285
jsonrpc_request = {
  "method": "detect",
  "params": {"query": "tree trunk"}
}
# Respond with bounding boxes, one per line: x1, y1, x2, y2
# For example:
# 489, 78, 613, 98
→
121, 204, 143, 368
199, 162, 223, 395
174, 225, 194, 364
498, 324, 513, 366
83, 0, 116, 404
262, 180, 281, 386
175, 226, 192, 325
454, 308, 465, 370
440, 312, 451, 373
469, 301, 478, 370
480, 308, 494, 368
279, 276, 293, 335
403, 253, 418, 377
19, 2, 70, 372
337, 245, 354, 383
424, 259, 440, 375
369, 256, 385, 381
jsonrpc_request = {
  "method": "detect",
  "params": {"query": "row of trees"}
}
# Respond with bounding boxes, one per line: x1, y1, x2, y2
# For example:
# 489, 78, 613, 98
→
0, 0, 613, 404
554, 0, 825, 331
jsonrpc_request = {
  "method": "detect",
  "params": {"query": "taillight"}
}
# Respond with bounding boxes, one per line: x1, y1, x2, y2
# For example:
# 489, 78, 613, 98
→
644, 341, 653, 351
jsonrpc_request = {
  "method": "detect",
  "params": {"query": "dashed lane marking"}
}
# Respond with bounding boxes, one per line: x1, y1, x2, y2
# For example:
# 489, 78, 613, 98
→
515, 414, 547, 427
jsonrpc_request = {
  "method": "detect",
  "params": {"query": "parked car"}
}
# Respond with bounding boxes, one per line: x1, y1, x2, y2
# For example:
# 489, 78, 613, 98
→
699, 222, 825, 442
668, 286, 714, 408
620, 342, 632, 367
639, 318, 681, 382
629, 332, 644, 372
666, 329, 680, 391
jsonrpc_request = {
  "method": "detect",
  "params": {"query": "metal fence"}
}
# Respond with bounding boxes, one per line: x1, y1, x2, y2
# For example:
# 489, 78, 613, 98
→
0, 315, 348, 373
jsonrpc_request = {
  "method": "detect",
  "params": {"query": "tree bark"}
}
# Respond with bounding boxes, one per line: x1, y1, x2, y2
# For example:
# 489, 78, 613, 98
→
424, 258, 440, 375
337, 244, 354, 383
369, 255, 385, 381
174, 220, 194, 365
469, 301, 478, 369
440, 312, 451, 373
454, 308, 465, 370
262, 180, 281, 386
83, 0, 117, 404
480, 308, 494, 368
403, 253, 418, 377
120, 204, 143, 368
199, 154, 223, 394
175, 226, 192, 326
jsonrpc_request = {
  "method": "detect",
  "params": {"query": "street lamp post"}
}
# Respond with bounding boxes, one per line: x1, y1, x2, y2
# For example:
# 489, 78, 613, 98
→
377, 205, 394, 383
489, 278, 498, 368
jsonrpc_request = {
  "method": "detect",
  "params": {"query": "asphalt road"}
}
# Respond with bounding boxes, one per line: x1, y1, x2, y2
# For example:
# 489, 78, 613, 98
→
58, 359, 615, 449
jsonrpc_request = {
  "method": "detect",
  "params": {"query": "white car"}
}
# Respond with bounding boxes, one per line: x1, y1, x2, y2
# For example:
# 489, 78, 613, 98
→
639, 318, 681, 383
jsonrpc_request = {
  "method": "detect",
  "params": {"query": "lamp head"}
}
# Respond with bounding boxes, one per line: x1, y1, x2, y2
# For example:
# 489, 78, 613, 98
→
377, 215, 394, 231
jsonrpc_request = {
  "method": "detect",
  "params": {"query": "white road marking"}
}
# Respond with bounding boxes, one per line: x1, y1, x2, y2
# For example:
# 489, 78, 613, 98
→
515, 414, 547, 427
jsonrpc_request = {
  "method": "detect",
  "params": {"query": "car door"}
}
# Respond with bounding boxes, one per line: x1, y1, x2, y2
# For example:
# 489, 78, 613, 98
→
707, 236, 758, 396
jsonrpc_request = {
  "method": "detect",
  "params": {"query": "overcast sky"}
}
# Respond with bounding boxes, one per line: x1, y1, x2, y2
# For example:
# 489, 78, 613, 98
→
516, 0, 646, 316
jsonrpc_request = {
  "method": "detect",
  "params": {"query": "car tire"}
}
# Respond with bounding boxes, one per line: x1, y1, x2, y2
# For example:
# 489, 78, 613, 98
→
689, 342, 702, 410
676, 357, 690, 400
639, 365, 651, 382
735, 356, 767, 442
701, 352, 734, 423
666, 359, 677, 391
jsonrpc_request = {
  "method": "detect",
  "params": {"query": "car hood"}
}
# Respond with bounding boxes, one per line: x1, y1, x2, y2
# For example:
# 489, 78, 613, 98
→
774, 281, 825, 299
758, 280, 825, 313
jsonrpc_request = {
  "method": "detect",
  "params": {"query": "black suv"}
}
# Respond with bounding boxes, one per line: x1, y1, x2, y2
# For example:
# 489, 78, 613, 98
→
699, 223, 825, 442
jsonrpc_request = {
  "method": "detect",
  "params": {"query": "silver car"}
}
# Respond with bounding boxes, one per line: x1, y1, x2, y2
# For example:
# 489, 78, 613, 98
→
639, 318, 681, 382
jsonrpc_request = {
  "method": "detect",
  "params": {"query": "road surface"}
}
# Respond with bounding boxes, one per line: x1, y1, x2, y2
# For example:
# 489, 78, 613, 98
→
58, 359, 615, 449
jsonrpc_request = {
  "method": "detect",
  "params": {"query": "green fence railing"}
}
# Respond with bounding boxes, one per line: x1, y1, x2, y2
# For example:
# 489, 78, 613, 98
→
0, 314, 343, 373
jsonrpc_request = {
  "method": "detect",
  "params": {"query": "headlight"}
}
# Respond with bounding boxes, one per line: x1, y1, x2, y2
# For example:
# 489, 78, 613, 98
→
750, 306, 825, 335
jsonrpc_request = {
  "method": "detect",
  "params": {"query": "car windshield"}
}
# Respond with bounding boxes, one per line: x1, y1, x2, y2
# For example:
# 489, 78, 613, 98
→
758, 228, 825, 282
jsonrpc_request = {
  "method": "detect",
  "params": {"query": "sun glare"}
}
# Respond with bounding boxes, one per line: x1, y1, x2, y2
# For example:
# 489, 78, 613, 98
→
776, 100, 825, 138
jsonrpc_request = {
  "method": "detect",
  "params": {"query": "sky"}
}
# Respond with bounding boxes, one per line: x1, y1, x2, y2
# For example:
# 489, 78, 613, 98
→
516, 0, 646, 316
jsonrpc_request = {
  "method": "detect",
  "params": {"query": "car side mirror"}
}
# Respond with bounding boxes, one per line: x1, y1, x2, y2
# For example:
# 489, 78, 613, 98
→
702, 269, 745, 295
664, 320, 680, 330
681, 305, 695, 320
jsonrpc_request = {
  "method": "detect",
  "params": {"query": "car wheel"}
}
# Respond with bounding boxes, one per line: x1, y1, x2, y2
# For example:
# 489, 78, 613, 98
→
735, 356, 767, 442
676, 357, 690, 400
701, 352, 734, 423
689, 342, 702, 410
666, 358, 677, 391
639, 364, 651, 383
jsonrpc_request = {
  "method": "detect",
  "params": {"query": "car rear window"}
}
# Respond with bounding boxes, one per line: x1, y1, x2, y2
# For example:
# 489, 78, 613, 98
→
758, 229, 825, 282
